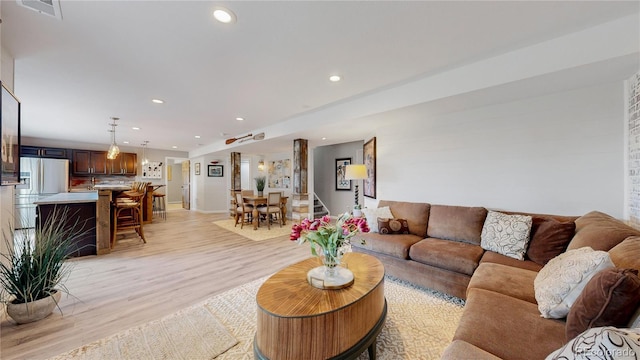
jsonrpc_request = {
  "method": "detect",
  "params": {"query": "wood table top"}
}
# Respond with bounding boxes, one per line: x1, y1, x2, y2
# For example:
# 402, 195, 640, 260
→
256, 252, 384, 317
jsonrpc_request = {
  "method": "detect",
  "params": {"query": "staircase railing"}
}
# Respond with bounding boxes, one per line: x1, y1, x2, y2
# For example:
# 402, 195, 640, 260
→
313, 193, 330, 218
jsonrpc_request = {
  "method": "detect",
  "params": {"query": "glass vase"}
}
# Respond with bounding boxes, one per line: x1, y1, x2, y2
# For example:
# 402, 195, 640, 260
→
321, 245, 349, 278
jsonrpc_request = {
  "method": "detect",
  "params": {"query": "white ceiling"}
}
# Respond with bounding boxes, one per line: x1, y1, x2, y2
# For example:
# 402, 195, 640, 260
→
2, 1, 639, 156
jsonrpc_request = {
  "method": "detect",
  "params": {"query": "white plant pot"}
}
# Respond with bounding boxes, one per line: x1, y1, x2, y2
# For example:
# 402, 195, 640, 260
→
6, 290, 61, 324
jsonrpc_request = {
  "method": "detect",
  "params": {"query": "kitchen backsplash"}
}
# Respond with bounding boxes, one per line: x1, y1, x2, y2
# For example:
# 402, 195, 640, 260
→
70, 175, 136, 190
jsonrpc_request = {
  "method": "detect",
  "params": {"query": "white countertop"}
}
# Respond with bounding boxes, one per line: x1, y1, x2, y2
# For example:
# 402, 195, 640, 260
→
34, 192, 99, 205
93, 184, 132, 191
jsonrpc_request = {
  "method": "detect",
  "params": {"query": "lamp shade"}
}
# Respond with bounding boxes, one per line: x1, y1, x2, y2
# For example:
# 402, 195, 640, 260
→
344, 164, 367, 180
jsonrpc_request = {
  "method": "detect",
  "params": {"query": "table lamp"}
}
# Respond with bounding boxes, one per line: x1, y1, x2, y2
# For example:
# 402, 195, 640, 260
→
344, 164, 368, 208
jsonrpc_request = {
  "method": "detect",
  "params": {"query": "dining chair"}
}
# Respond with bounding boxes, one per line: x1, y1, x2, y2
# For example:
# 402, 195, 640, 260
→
258, 192, 282, 229
235, 192, 253, 229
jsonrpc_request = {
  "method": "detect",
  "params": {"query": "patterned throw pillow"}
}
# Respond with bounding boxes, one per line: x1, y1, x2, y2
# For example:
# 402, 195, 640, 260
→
546, 327, 640, 360
361, 206, 394, 233
378, 218, 410, 234
480, 211, 533, 260
534, 247, 614, 319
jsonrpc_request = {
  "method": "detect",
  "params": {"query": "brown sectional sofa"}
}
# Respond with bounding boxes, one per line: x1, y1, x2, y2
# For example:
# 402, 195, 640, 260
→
351, 200, 640, 360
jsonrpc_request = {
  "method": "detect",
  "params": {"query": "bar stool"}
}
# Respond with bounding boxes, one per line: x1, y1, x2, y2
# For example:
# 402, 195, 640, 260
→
152, 192, 166, 220
111, 188, 147, 248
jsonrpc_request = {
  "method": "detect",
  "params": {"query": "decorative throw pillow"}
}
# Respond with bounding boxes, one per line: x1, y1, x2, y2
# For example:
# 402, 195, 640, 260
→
361, 206, 394, 233
546, 327, 640, 360
378, 218, 410, 234
480, 211, 533, 260
534, 247, 614, 319
566, 268, 640, 340
526, 218, 576, 265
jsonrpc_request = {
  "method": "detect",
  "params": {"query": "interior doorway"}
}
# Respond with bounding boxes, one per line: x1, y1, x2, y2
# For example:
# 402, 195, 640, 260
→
165, 157, 189, 209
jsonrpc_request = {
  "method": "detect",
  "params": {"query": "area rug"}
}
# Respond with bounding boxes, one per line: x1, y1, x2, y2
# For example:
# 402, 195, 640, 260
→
48, 303, 238, 360
50, 275, 465, 360
213, 218, 291, 241
211, 275, 465, 360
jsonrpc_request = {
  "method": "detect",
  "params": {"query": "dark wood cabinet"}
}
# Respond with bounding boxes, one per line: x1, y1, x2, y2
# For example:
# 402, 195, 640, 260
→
21, 146, 69, 159
109, 152, 137, 175
72, 150, 108, 175
36, 202, 96, 257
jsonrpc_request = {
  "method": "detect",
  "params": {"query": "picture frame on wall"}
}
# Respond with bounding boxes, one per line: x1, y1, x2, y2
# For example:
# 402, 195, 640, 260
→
208, 164, 223, 177
195, 162, 201, 175
363, 137, 376, 198
336, 158, 351, 191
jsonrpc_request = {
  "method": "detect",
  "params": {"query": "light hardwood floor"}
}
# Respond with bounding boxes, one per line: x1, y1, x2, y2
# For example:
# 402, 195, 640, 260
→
0, 209, 311, 360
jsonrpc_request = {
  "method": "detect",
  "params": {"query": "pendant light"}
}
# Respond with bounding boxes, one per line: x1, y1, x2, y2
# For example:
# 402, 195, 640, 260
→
107, 117, 120, 160
141, 140, 149, 165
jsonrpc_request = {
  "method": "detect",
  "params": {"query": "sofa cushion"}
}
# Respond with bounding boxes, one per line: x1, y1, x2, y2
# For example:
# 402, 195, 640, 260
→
534, 247, 614, 319
565, 268, 640, 341
454, 288, 566, 360
480, 251, 543, 272
468, 262, 538, 303
361, 206, 394, 233
480, 211, 532, 260
409, 238, 484, 276
526, 217, 576, 265
441, 340, 501, 360
629, 306, 640, 328
568, 211, 640, 251
378, 200, 430, 237
546, 327, 640, 360
377, 218, 409, 234
353, 232, 422, 260
427, 205, 487, 245
609, 236, 640, 271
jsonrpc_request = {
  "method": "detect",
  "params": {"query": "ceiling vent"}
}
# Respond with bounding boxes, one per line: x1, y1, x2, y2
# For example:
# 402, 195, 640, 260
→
16, 0, 63, 20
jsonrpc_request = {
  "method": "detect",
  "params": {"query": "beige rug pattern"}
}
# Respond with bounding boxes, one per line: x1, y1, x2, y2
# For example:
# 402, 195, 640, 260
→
213, 218, 291, 241
48, 302, 238, 360
51, 276, 465, 360
214, 275, 465, 360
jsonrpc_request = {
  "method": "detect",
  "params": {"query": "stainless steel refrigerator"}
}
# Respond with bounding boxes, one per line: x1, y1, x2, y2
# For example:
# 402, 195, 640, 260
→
15, 157, 69, 229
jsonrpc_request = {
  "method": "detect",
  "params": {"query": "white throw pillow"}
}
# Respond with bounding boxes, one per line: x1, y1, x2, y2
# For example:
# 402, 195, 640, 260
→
361, 206, 394, 233
480, 211, 533, 260
534, 247, 614, 319
546, 326, 640, 360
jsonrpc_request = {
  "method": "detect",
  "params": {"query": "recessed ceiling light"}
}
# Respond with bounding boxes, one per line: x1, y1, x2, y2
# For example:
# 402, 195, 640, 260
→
172, 145, 178, 149
123, 141, 130, 144
329, 75, 341, 82
213, 7, 236, 24
132, 127, 140, 130
152, 99, 164, 104
195, 135, 201, 139
235, 117, 244, 121
322, 137, 327, 140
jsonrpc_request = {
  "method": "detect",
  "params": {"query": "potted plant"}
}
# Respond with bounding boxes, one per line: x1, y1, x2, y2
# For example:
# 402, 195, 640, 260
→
1, 207, 85, 324
352, 204, 363, 218
255, 176, 266, 197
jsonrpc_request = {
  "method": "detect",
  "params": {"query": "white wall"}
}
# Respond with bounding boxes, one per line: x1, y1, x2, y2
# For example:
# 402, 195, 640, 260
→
359, 81, 624, 217
314, 141, 363, 215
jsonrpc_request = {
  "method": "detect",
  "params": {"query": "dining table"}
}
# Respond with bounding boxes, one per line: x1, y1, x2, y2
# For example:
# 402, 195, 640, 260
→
243, 195, 288, 230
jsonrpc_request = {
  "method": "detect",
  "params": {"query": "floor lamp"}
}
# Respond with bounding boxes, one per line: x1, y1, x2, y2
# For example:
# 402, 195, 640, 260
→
344, 164, 368, 211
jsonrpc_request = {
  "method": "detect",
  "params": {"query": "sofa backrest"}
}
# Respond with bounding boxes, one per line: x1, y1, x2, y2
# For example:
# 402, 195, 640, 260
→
427, 205, 488, 245
378, 200, 430, 238
568, 211, 640, 252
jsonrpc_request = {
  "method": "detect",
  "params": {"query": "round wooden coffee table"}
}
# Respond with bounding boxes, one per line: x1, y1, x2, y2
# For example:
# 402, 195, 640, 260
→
254, 252, 386, 360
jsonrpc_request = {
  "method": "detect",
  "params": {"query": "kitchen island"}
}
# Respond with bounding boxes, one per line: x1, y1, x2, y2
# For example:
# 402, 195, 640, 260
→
35, 192, 100, 257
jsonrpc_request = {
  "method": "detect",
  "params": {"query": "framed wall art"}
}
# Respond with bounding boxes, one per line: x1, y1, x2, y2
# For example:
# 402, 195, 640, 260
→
268, 158, 291, 188
363, 137, 376, 198
335, 158, 351, 191
195, 162, 201, 175
208, 164, 223, 177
